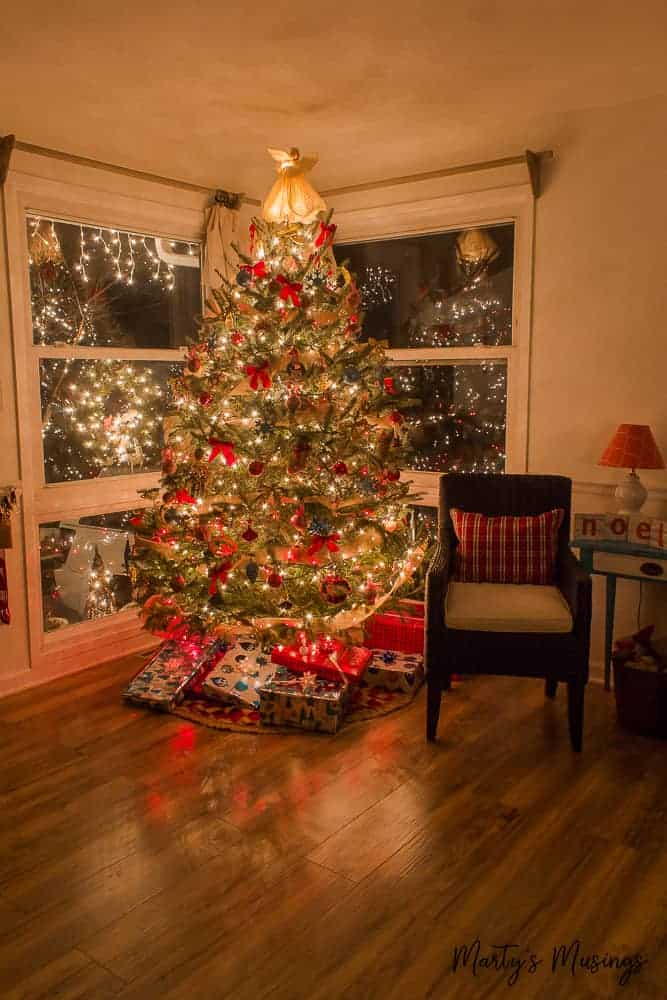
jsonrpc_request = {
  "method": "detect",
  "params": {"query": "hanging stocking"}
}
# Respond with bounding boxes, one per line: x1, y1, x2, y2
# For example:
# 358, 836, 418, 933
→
0, 553, 10, 625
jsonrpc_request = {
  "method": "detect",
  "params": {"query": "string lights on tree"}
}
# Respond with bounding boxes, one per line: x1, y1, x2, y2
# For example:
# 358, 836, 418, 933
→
131, 148, 426, 648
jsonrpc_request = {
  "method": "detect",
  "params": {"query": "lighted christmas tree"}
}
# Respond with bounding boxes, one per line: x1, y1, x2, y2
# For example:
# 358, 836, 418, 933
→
131, 149, 424, 648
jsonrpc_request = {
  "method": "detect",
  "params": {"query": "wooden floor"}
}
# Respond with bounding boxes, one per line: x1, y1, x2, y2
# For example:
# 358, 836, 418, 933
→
1, 659, 666, 1000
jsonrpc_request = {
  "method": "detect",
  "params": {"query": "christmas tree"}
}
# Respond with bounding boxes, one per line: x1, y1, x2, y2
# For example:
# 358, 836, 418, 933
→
131, 149, 424, 649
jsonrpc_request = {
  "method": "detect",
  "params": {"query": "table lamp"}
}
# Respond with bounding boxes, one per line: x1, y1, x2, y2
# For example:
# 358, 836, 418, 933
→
598, 424, 665, 513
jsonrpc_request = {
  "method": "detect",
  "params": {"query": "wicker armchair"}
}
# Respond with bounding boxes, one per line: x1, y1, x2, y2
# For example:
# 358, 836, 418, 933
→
425, 474, 592, 750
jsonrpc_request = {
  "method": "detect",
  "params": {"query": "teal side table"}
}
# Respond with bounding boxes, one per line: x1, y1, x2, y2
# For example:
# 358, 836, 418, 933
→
572, 538, 667, 690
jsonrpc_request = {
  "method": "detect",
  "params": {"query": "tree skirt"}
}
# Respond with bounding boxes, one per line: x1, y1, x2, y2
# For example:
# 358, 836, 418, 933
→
171, 682, 418, 735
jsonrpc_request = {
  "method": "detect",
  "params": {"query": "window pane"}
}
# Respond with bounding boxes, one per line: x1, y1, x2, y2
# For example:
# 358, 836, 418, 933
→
40, 510, 136, 631
338, 223, 514, 348
28, 215, 201, 348
396, 362, 507, 473
40, 358, 180, 483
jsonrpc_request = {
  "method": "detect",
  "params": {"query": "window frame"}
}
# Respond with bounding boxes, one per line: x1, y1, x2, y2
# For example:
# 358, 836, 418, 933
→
331, 183, 534, 505
4, 169, 205, 675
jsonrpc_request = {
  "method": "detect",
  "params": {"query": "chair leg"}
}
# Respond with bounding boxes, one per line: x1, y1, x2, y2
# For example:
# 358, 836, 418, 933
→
567, 678, 585, 752
443, 672, 452, 692
427, 673, 443, 742
545, 677, 558, 699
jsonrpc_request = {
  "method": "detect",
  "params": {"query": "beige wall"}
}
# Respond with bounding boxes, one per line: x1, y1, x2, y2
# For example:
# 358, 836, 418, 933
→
0, 95, 665, 688
530, 96, 667, 663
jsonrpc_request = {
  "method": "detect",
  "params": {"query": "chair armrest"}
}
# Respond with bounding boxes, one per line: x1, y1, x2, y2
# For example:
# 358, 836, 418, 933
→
425, 542, 451, 634
559, 547, 592, 638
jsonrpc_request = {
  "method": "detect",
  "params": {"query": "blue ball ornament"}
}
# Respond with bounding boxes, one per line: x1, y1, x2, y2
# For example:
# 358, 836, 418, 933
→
342, 367, 361, 384
246, 560, 259, 583
309, 517, 332, 537
236, 270, 251, 287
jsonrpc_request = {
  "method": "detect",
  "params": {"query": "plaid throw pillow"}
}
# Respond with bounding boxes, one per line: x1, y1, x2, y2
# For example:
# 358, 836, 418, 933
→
450, 507, 564, 584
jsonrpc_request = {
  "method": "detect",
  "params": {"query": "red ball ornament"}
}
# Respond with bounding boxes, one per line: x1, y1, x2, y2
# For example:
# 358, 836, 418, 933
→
187, 357, 201, 373
171, 574, 186, 592
267, 571, 283, 588
320, 574, 351, 605
385, 468, 401, 482
242, 525, 258, 542
290, 506, 307, 529
231, 332, 244, 345
248, 460, 264, 476
333, 461, 348, 475
389, 410, 404, 425
199, 391, 213, 407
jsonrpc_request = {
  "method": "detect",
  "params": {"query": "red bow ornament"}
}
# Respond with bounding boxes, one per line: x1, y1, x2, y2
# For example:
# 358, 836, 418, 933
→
174, 488, 197, 505
209, 561, 232, 595
315, 221, 337, 248
244, 360, 272, 390
208, 438, 237, 465
276, 275, 303, 307
240, 260, 268, 280
307, 532, 341, 557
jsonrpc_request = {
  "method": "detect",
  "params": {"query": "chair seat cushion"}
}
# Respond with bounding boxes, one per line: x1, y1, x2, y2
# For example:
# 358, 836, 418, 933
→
445, 582, 573, 633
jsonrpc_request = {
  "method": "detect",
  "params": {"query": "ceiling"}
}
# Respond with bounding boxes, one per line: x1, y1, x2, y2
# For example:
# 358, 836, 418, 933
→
2, 1, 665, 198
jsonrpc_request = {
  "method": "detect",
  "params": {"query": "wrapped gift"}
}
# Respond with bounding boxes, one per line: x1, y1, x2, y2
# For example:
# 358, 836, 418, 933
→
259, 667, 349, 734
271, 638, 371, 684
364, 648, 424, 695
123, 639, 211, 710
202, 639, 275, 710
365, 600, 424, 654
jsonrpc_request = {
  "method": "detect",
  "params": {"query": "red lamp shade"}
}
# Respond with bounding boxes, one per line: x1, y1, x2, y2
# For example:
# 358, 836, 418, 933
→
599, 424, 665, 470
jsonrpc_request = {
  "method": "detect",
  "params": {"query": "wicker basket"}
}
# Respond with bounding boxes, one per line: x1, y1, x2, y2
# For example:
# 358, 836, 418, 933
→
612, 635, 667, 738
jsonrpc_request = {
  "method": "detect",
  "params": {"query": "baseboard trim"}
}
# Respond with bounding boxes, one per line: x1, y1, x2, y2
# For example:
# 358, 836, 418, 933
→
0, 633, 158, 699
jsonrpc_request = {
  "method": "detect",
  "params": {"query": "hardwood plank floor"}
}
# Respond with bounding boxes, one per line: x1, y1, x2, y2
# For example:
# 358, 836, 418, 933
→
1, 655, 665, 999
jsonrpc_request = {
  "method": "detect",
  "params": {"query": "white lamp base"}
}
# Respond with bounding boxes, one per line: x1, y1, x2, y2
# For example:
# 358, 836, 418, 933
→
614, 471, 648, 514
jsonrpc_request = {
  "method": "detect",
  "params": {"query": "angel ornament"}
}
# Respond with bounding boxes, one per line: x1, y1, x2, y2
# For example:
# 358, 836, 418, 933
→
261, 147, 327, 223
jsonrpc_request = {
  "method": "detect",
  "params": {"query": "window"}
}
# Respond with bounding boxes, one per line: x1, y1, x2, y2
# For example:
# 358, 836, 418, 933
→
26, 215, 199, 641
4, 165, 205, 675
40, 510, 136, 632
333, 186, 533, 505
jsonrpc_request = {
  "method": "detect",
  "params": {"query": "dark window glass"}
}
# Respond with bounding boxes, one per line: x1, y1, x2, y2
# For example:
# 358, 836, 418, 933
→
396, 362, 507, 473
28, 216, 201, 348
40, 358, 181, 483
338, 223, 514, 348
40, 510, 136, 631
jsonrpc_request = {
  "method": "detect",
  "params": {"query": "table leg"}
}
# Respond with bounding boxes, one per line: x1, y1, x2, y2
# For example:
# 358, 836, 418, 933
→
604, 574, 617, 691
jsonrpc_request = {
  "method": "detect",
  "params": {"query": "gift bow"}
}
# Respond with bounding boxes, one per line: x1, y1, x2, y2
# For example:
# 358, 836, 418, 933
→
307, 532, 341, 557
209, 561, 232, 595
208, 438, 237, 465
244, 361, 272, 390
315, 221, 336, 248
276, 275, 303, 307
241, 260, 268, 279
174, 488, 197, 504
163, 616, 191, 642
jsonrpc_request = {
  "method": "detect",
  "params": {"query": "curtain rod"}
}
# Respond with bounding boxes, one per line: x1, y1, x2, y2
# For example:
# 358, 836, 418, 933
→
1, 136, 552, 202
322, 149, 552, 199
3, 137, 261, 206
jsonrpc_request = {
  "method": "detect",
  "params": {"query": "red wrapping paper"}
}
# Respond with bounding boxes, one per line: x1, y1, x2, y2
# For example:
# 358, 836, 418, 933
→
365, 601, 424, 654
271, 638, 371, 684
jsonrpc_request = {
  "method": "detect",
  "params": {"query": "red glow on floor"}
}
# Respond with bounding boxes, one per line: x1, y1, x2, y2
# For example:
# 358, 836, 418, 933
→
170, 725, 196, 753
